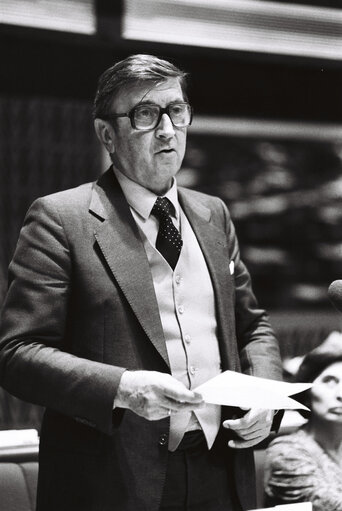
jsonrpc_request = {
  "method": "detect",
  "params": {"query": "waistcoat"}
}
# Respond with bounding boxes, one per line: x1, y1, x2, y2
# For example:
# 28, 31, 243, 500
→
142, 207, 222, 451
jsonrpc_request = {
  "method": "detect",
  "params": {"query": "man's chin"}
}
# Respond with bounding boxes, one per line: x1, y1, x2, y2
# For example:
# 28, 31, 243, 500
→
149, 173, 177, 195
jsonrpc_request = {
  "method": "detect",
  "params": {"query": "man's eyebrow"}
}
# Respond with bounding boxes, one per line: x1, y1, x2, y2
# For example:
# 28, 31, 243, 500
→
136, 100, 157, 106
136, 99, 185, 107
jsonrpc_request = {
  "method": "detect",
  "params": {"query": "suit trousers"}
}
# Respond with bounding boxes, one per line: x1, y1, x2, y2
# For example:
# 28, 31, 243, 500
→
159, 431, 242, 511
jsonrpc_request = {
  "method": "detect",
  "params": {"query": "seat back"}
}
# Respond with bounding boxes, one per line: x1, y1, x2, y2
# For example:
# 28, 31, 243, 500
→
0, 461, 38, 511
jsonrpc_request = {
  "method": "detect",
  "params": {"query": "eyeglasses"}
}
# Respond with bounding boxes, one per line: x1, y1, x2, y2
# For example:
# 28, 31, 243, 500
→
102, 102, 193, 131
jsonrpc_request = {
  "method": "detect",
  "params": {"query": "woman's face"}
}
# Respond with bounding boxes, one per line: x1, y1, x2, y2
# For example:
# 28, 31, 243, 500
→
310, 361, 342, 423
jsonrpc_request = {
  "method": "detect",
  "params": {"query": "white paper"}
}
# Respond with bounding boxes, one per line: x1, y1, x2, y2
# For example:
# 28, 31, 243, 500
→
249, 503, 312, 511
275, 505, 312, 511
195, 371, 311, 411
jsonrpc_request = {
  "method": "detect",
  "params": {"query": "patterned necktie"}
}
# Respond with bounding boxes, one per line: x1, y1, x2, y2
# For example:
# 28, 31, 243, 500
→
151, 197, 183, 270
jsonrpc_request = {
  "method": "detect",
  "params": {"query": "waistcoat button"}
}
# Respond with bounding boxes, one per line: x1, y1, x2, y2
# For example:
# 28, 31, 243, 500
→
159, 433, 168, 446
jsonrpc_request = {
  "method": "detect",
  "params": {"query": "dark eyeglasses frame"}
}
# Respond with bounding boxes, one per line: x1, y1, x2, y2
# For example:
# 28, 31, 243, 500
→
101, 102, 193, 131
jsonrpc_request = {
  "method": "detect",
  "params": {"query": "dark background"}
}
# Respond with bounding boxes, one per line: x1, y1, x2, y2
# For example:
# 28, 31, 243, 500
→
1, 1, 341, 308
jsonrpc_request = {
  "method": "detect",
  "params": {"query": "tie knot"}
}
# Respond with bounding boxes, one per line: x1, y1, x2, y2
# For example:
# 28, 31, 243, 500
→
152, 196, 175, 219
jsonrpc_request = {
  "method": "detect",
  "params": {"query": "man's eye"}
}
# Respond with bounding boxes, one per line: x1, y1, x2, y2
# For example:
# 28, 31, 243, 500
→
137, 108, 153, 118
170, 105, 184, 115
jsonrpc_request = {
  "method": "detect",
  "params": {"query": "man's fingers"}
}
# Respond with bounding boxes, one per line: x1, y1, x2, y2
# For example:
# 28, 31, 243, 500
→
116, 370, 205, 420
232, 427, 269, 441
165, 400, 204, 414
223, 419, 269, 434
223, 408, 273, 431
164, 384, 204, 404
223, 408, 273, 448
224, 425, 270, 443
143, 395, 204, 421
223, 418, 257, 431
162, 389, 204, 413
228, 435, 267, 449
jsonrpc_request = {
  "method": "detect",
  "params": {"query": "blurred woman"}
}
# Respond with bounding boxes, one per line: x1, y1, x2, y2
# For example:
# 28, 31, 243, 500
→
264, 332, 342, 510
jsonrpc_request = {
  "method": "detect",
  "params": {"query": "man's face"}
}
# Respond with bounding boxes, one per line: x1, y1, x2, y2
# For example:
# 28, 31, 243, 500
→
110, 78, 187, 195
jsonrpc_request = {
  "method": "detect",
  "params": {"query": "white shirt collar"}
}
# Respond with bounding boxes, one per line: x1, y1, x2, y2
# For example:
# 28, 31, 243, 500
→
113, 166, 180, 221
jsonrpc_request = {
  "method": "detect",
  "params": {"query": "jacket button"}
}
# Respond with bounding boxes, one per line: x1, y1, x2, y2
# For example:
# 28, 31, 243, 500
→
159, 433, 168, 446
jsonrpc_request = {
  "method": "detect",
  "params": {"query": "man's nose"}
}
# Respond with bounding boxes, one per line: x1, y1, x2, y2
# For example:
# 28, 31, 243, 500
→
155, 113, 175, 138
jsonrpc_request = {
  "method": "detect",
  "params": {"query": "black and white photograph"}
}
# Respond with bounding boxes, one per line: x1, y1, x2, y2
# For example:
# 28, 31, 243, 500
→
0, 1, 341, 510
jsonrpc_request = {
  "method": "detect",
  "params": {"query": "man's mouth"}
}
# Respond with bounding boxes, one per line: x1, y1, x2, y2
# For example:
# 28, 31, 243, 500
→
156, 148, 175, 154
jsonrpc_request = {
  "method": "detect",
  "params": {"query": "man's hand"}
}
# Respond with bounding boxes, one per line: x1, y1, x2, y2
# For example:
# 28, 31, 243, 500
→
114, 370, 204, 420
223, 408, 274, 448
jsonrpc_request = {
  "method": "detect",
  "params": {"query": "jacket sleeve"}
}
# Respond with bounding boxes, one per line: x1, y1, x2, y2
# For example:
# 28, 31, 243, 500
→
221, 198, 283, 382
0, 197, 125, 435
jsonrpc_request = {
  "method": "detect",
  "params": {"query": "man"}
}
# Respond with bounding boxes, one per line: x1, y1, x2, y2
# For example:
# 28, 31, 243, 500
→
0, 54, 283, 511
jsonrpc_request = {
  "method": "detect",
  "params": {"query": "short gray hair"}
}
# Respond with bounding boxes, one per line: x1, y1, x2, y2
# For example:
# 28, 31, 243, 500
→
93, 54, 189, 119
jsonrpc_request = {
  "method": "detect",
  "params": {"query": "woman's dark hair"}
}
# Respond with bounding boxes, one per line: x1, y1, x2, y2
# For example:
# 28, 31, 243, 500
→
294, 332, 342, 417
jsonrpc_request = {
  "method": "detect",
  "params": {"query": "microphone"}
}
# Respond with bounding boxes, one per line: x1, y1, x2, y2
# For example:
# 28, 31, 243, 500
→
328, 280, 342, 313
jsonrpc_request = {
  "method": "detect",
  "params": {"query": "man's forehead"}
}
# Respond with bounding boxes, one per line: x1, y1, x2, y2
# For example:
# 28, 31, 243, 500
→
112, 77, 183, 110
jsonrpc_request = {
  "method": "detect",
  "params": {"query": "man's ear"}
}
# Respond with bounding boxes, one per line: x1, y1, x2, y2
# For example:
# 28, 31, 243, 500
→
94, 118, 115, 154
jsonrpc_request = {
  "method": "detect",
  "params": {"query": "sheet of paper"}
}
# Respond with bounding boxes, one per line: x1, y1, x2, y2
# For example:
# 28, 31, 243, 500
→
195, 371, 311, 411
249, 503, 312, 511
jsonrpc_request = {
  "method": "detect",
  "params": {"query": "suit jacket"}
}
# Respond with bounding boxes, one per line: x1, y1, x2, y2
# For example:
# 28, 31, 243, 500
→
0, 168, 283, 511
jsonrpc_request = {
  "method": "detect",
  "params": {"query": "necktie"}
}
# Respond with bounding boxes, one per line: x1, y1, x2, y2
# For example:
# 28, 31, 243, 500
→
151, 197, 183, 270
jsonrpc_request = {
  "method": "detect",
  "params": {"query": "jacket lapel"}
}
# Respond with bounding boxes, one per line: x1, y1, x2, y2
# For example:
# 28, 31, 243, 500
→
178, 189, 238, 371
89, 170, 170, 368
89, 171, 237, 372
